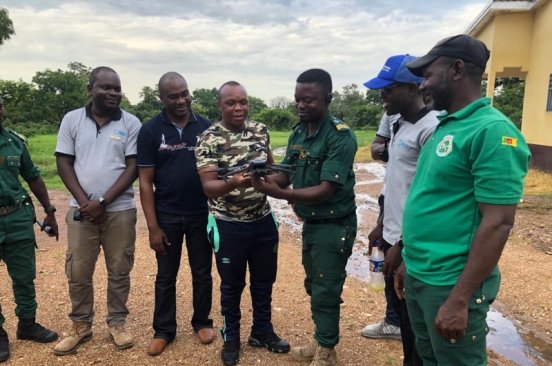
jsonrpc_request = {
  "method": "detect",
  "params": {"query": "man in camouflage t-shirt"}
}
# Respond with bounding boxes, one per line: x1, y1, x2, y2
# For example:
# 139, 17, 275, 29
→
196, 81, 289, 366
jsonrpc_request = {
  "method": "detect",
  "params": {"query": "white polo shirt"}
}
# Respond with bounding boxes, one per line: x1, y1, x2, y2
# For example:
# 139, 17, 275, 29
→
383, 108, 439, 245
376, 113, 399, 197
55, 105, 141, 212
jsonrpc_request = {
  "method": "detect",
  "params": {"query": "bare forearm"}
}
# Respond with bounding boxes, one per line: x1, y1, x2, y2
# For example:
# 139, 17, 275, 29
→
449, 204, 516, 306
274, 181, 336, 203
57, 157, 89, 205
103, 158, 138, 204
371, 142, 387, 161
202, 179, 238, 198
26, 176, 52, 209
371, 136, 389, 161
139, 180, 159, 231
267, 172, 290, 189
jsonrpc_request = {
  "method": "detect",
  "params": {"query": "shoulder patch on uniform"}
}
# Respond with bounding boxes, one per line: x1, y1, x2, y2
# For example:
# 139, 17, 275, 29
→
330, 116, 349, 131
6, 128, 28, 145
501, 136, 518, 148
334, 123, 349, 131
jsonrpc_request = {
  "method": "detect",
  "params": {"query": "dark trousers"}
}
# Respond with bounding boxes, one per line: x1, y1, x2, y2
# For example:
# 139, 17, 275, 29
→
208, 214, 279, 342
382, 240, 422, 366
153, 212, 213, 341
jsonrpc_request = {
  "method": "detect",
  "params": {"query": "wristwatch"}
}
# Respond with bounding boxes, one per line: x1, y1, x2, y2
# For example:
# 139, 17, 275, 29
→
98, 196, 108, 208
44, 205, 56, 214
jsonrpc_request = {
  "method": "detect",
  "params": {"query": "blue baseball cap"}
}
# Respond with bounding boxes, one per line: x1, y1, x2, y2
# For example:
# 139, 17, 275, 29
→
364, 54, 424, 90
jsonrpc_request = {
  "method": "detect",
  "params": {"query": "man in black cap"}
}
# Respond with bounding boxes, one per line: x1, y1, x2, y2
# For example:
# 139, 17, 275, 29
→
394, 35, 531, 366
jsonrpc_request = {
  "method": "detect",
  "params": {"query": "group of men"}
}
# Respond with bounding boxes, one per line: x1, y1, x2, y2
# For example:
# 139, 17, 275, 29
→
0, 34, 530, 366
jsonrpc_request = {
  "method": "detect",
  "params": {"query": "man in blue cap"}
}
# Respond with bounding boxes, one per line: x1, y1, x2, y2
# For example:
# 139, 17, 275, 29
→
361, 54, 438, 366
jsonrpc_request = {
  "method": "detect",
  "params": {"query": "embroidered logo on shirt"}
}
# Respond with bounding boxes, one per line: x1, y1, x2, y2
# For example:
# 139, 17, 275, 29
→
398, 140, 412, 150
110, 129, 127, 141
501, 136, 518, 147
436, 135, 454, 157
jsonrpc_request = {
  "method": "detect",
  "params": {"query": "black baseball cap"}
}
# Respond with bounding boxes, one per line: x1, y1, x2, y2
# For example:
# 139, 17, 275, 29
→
406, 34, 490, 76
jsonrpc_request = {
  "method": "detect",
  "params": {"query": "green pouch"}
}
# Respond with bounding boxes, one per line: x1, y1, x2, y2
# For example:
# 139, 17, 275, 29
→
207, 213, 220, 253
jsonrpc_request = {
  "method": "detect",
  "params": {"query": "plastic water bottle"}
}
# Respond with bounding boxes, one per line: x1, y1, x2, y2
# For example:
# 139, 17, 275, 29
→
369, 240, 385, 292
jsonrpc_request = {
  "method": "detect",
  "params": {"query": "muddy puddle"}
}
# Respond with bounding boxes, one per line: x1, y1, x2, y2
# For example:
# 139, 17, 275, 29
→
269, 162, 552, 366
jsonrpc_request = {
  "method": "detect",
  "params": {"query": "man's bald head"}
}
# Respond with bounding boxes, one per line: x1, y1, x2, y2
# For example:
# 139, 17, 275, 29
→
158, 72, 187, 97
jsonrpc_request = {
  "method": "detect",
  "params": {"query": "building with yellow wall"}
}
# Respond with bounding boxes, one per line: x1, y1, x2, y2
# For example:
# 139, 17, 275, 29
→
466, 0, 552, 171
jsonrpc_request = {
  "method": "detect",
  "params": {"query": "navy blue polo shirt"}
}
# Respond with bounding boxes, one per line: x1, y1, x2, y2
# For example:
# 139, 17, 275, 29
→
137, 110, 211, 216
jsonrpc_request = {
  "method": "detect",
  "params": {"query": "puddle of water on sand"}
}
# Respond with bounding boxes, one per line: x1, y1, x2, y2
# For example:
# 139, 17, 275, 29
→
487, 309, 552, 366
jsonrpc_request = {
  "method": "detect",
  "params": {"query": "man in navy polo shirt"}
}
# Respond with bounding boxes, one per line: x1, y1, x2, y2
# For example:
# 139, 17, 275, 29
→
137, 72, 213, 356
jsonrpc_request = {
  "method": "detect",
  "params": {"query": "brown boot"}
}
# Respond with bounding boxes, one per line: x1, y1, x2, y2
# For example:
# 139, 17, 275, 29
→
53, 321, 92, 356
291, 338, 318, 361
108, 323, 134, 350
309, 345, 337, 366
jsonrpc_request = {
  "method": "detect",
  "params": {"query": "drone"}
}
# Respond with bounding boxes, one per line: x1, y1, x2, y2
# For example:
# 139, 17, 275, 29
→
215, 159, 295, 180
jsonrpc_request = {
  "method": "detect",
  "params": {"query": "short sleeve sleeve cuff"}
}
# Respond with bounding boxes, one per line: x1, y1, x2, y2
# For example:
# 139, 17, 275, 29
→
320, 160, 349, 186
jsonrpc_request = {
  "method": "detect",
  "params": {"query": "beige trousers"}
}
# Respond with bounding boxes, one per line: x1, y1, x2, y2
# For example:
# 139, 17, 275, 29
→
65, 207, 136, 326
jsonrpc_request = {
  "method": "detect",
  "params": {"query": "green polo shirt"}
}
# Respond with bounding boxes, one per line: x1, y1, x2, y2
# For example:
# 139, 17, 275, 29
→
282, 113, 357, 220
0, 127, 39, 205
402, 98, 530, 286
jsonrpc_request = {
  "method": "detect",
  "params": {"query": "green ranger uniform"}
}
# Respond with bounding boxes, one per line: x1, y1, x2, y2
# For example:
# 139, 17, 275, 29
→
282, 113, 357, 347
0, 127, 40, 327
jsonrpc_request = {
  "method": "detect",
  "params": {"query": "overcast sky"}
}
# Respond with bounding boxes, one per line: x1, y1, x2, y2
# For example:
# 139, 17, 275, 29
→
0, 0, 488, 105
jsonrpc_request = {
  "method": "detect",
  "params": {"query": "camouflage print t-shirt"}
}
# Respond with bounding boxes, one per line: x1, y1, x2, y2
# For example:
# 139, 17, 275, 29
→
195, 120, 271, 222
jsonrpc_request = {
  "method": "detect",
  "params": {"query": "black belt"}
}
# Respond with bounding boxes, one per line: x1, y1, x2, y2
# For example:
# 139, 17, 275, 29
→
305, 211, 355, 225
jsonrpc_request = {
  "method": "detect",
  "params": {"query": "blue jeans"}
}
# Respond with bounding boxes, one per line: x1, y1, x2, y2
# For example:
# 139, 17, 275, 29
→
153, 212, 213, 341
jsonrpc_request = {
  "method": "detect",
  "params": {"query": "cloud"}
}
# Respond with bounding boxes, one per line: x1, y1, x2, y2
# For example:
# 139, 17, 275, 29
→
0, 1, 487, 105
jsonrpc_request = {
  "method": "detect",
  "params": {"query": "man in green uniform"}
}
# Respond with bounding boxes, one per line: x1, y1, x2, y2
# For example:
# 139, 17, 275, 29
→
253, 69, 357, 366
0, 97, 60, 363
394, 35, 531, 366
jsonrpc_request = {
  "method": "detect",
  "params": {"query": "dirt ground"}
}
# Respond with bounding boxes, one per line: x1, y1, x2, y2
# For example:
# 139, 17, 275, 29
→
1, 176, 551, 365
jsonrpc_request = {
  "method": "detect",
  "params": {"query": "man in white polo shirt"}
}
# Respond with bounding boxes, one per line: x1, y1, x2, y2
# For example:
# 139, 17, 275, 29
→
361, 55, 439, 366
53, 66, 141, 355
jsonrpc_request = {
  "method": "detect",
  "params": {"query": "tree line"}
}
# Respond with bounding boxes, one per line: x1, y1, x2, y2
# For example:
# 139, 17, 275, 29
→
0, 62, 389, 136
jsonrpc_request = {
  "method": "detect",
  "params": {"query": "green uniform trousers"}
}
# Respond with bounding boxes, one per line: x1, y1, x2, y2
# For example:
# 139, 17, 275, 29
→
405, 270, 500, 366
302, 215, 356, 348
0, 204, 37, 327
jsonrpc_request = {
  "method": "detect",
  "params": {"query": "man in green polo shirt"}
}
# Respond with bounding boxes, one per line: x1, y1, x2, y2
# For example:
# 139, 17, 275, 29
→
393, 35, 530, 366
253, 69, 357, 366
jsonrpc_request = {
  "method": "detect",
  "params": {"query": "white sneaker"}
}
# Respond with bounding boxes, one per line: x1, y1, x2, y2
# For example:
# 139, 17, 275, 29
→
361, 320, 401, 339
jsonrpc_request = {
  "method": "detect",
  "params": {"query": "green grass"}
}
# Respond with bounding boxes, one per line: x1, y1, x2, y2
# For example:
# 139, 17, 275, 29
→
26, 134, 65, 190
26, 130, 377, 190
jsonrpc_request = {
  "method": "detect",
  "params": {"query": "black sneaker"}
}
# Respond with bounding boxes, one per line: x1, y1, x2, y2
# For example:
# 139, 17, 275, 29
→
248, 331, 290, 353
221, 340, 240, 366
0, 327, 9, 363
16, 318, 58, 343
